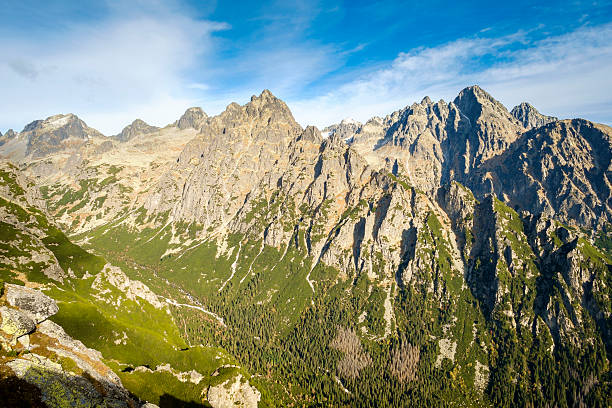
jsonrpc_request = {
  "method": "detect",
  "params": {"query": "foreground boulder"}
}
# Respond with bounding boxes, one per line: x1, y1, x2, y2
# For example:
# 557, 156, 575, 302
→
4, 284, 59, 323
0, 285, 157, 408
0, 305, 35, 346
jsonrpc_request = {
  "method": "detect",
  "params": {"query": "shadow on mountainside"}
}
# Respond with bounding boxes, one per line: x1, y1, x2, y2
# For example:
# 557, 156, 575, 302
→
0, 374, 46, 408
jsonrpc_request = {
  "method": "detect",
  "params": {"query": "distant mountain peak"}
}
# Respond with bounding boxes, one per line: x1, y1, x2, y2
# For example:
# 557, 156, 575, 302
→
0, 129, 17, 148
22, 113, 81, 133
116, 119, 158, 142
511, 102, 558, 130
454, 85, 506, 113
247, 89, 291, 111
238, 89, 299, 128
340, 118, 361, 126
19, 113, 103, 157
176, 107, 207, 130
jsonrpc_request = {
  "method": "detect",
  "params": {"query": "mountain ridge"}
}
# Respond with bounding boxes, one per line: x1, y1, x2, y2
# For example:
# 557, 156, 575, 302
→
1, 85, 612, 407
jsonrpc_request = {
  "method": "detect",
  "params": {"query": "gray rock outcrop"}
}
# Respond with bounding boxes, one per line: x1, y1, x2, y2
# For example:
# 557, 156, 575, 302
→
5, 284, 59, 323
511, 102, 557, 130
207, 373, 261, 408
1, 285, 141, 407
470, 119, 612, 228
115, 119, 159, 142
176, 107, 208, 130
0, 306, 35, 345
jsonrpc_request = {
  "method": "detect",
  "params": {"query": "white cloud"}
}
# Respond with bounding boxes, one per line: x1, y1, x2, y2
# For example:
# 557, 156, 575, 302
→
0, 6, 227, 134
290, 23, 612, 128
2, 3, 611, 136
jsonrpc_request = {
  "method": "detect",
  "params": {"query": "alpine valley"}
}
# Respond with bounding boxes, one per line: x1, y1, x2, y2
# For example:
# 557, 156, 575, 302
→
1, 85, 611, 407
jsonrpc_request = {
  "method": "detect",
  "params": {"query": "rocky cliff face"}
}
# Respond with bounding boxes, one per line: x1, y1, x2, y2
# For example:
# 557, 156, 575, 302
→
144, 89, 303, 230
22, 114, 104, 158
324, 86, 525, 194
470, 119, 612, 228
176, 107, 208, 130
323, 118, 362, 141
511, 102, 558, 130
0, 129, 16, 147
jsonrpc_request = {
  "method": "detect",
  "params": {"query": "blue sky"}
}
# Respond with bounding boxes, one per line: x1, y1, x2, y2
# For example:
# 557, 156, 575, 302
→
1, 0, 612, 134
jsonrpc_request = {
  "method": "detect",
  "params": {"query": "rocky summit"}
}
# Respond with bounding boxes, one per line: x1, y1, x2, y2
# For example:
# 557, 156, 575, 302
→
1, 86, 612, 408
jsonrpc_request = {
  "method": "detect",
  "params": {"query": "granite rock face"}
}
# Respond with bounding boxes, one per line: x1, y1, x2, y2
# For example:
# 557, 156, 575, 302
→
323, 118, 362, 141
176, 107, 208, 130
511, 102, 558, 130
470, 119, 612, 228
0, 306, 36, 345
0, 129, 16, 146
144, 89, 303, 230
4, 284, 59, 324
448, 85, 524, 181
325, 86, 525, 194
22, 114, 104, 158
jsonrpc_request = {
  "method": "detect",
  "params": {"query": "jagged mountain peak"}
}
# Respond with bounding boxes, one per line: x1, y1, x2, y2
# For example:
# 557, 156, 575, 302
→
18, 113, 104, 158
248, 89, 285, 107
253, 88, 275, 101
115, 118, 159, 142
176, 106, 208, 130
340, 118, 361, 126
297, 125, 323, 143
246, 89, 287, 111
22, 113, 84, 133
510, 101, 558, 130
453, 85, 514, 120
214, 89, 300, 132
183, 106, 206, 115
421, 95, 433, 105
0, 129, 17, 149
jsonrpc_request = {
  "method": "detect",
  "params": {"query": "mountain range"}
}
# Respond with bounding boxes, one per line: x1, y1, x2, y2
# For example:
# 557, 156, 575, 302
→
0, 85, 611, 407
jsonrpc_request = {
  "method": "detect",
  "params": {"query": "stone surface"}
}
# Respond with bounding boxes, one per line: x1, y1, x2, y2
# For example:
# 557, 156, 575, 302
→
176, 107, 208, 130
0, 306, 36, 345
511, 102, 558, 130
22, 113, 104, 158
470, 119, 612, 228
207, 374, 261, 408
7, 352, 132, 408
5, 284, 59, 323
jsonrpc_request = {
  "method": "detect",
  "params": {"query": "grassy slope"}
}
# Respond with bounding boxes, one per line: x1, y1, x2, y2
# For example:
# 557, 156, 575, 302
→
0, 169, 238, 407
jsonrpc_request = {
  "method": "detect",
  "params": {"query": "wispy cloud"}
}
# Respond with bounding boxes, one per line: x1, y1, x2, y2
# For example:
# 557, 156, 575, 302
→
1, 1, 611, 135
0, 3, 228, 134
290, 23, 612, 127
